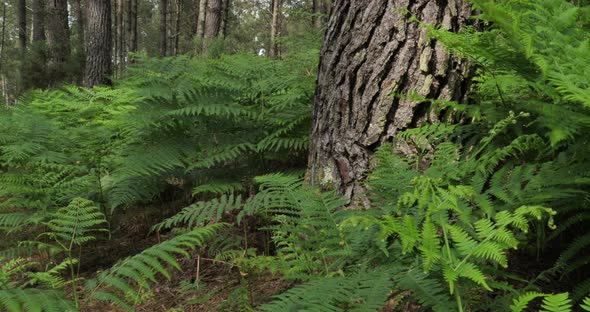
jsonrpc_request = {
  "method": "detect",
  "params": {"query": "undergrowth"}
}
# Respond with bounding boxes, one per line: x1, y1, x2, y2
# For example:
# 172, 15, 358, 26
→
1, 0, 590, 311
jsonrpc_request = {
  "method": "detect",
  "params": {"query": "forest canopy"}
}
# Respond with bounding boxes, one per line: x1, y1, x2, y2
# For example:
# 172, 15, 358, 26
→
0, 0, 590, 311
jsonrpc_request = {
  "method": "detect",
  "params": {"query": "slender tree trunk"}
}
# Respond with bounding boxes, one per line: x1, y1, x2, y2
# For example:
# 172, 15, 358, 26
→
0, 3, 6, 75
126, 0, 134, 54
196, 0, 207, 39
46, 0, 70, 82
117, 0, 125, 72
17, 0, 27, 53
220, 0, 230, 37
71, 0, 84, 47
312, 0, 322, 29
307, 0, 473, 206
32, 0, 46, 42
174, 0, 181, 55
203, 0, 222, 50
192, 0, 200, 36
268, 0, 281, 59
84, 0, 112, 87
159, 0, 167, 56
126, 0, 139, 59
129, 0, 138, 53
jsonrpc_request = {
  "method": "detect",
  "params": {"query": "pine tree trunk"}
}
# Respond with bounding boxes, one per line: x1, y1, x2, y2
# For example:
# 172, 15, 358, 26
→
46, 0, 70, 82
307, 0, 473, 206
0, 3, 6, 75
268, 0, 280, 59
197, 0, 207, 39
127, 0, 138, 55
71, 0, 84, 48
17, 0, 27, 53
203, 0, 222, 50
117, 0, 125, 71
174, 0, 181, 55
84, 0, 112, 87
32, 0, 46, 42
159, 0, 167, 56
220, 0, 230, 37
131, 0, 138, 53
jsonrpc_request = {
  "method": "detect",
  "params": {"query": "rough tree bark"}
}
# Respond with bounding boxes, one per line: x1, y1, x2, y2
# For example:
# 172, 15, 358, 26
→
46, 0, 70, 81
84, 0, 112, 87
32, 0, 46, 42
17, 0, 26, 53
203, 0, 222, 49
268, 0, 281, 59
307, 0, 473, 206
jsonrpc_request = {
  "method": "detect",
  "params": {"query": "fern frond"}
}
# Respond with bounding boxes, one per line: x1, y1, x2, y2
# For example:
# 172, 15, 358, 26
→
86, 223, 226, 310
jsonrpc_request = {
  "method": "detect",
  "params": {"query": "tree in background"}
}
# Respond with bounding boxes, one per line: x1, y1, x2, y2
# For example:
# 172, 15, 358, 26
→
32, 0, 46, 42
196, 0, 207, 40
268, 0, 280, 58
159, 0, 167, 56
126, 0, 139, 55
84, 0, 112, 86
16, 0, 26, 54
307, 0, 473, 205
46, 0, 71, 84
203, 0, 222, 51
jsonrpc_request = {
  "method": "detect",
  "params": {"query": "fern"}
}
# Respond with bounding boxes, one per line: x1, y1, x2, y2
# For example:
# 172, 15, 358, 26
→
152, 195, 242, 231
85, 223, 226, 310
41, 198, 109, 248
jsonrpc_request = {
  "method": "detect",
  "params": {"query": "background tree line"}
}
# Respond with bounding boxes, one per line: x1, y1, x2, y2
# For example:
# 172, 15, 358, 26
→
0, 0, 329, 103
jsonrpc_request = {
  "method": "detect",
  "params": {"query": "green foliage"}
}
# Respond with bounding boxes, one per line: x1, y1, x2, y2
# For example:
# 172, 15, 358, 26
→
0, 257, 76, 311
84, 223, 226, 310
41, 198, 109, 249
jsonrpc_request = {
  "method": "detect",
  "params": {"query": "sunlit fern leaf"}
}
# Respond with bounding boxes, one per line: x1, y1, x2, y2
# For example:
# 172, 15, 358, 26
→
510, 291, 546, 312
541, 293, 572, 312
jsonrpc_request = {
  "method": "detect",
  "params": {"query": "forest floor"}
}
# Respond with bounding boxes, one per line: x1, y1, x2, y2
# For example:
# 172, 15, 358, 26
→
75, 208, 292, 312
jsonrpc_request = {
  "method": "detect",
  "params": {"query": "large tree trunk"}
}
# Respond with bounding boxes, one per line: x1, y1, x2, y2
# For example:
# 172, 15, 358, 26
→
17, 0, 27, 53
307, 0, 473, 206
32, 0, 46, 42
159, 0, 167, 56
268, 0, 280, 59
84, 0, 112, 87
46, 0, 70, 82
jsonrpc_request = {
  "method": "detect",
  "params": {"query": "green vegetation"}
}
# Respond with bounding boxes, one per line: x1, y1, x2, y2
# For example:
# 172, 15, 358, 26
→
1, 0, 590, 311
